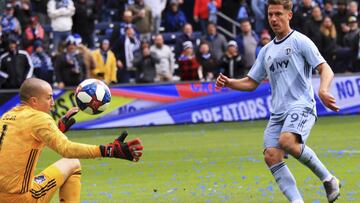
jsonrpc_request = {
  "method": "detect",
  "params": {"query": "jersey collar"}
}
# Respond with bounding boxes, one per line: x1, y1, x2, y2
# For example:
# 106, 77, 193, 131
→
274, 30, 294, 45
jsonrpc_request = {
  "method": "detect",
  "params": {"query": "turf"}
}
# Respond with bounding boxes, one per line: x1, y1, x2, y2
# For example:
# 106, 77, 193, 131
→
38, 115, 360, 203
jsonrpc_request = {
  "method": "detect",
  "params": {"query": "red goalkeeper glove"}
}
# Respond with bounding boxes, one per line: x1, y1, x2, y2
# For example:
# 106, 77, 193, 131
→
99, 131, 144, 161
58, 107, 79, 133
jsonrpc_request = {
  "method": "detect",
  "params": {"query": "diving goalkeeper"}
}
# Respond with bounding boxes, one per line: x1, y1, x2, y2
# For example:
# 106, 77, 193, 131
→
0, 78, 144, 202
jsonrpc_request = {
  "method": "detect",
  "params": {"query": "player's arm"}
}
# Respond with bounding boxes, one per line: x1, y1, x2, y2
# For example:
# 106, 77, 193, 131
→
216, 73, 259, 91
34, 114, 143, 161
316, 62, 340, 112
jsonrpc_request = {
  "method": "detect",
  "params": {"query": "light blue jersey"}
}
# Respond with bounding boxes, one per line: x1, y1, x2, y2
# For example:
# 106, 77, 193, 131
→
248, 30, 325, 120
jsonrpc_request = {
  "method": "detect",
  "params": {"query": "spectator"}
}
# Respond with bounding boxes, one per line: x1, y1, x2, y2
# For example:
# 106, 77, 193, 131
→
174, 23, 197, 59
47, 0, 75, 54
0, 25, 5, 55
0, 3, 22, 41
150, 34, 175, 82
144, 0, 167, 34
92, 39, 117, 84
133, 41, 159, 83
303, 6, 323, 48
319, 16, 337, 70
196, 42, 218, 81
235, 19, 259, 70
13, 0, 32, 31
332, 0, 349, 46
251, 0, 266, 34
208, 0, 218, 24
54, 35, 87, 88
72, 0, 97, 49
0, 37, 33, 89
31, 0, 50, 25
75, 36, 95, 78
164, 0, 187, 32
348, 1, 359, 22
193, 0, 221, 32
31, 40, 54, 84
236, 0, 251, 23
343, 16, 360, 72
255, 30, 271, 58
200, 22, 227, 62
110, 10, 137, 45
219, 40, 244, 78
23, 16, 46, 54
291, 0, 314, 32
111, 27, 140, 83
178, 41, 200, 81
128, 0, 153, 41
323, 0, 334, 17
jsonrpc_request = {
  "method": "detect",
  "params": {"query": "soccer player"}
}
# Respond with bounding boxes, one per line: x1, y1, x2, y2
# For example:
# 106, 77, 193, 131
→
0, 78, 144, 202
216, 1, 340, 203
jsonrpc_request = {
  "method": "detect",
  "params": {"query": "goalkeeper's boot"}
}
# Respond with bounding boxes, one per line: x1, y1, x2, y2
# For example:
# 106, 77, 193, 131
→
323, 176, 341, 203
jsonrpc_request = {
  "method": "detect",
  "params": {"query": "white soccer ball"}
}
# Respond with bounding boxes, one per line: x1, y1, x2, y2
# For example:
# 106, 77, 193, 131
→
75, 79, 111, 115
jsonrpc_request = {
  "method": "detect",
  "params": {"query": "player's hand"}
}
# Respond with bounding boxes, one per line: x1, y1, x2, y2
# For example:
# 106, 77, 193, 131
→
58, 107, 79, 133
216, 73, 230, 89
318, 90, 340, 112
100, 131, 144, 162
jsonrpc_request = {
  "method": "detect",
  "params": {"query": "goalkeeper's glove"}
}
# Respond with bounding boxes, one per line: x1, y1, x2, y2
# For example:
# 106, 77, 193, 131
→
99, 131, 143, 162
58, 107, 79, 133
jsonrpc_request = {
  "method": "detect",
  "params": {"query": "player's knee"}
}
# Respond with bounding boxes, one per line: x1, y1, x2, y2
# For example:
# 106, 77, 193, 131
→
70, 159, 81, 170
279, 133, 296, 151
264, 149, 282, 167
62, 158, 81, 171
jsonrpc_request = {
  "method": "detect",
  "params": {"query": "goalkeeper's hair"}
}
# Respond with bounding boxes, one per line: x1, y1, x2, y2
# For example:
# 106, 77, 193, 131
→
19, 78, 46, 102
268, 0, 293, 11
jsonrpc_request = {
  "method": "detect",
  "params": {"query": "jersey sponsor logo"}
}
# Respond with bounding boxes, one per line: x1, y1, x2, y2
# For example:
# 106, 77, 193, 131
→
270, 59, 289, 72
34, 175, 46, 184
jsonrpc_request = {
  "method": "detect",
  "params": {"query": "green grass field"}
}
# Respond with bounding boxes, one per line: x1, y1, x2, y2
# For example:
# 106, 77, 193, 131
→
39, 115, 360, 203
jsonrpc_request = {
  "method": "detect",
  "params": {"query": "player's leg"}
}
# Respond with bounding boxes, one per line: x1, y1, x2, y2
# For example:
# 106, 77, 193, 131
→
31, 158, 82, 203
280, 108, 340, 202
54, 158, 82, 203
29, 159, 70, 202
264, 119, 303, 203
279, 132, 332, 181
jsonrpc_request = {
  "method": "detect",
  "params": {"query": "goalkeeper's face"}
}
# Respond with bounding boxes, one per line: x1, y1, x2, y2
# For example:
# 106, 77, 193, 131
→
33, 83, 55, 114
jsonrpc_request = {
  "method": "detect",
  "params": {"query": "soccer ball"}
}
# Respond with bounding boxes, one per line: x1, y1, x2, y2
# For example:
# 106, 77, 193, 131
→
75, 79, 111, 115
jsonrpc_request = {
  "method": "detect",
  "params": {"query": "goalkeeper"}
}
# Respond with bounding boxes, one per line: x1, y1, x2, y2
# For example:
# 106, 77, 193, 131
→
0, 78, 144, 202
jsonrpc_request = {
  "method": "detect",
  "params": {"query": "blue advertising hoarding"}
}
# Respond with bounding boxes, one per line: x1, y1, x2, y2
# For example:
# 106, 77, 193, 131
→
1, 75, 360, 129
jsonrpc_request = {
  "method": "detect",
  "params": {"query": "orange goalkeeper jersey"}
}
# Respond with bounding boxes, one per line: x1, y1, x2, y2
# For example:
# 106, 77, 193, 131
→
0, 105, 101, 194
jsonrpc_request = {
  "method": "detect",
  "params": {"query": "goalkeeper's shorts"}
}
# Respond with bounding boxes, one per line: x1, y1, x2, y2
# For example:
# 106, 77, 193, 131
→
0, 164, 64, 202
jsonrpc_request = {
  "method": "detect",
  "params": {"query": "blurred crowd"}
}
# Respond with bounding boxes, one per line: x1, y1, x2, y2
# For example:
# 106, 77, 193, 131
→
0, 0, 359, 89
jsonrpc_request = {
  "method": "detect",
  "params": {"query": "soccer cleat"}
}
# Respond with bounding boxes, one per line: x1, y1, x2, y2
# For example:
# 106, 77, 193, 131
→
323, 177, 341, 203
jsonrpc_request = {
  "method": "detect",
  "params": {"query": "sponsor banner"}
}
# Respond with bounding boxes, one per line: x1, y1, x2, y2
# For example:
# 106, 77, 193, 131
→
1, 75, 360, 129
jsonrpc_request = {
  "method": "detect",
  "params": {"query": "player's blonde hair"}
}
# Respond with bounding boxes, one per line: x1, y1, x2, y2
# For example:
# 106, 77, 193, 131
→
268, 0, 293, 11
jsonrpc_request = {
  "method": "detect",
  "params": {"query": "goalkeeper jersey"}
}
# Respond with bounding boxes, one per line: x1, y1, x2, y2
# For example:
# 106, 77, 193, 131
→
0, 105, 101, 194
